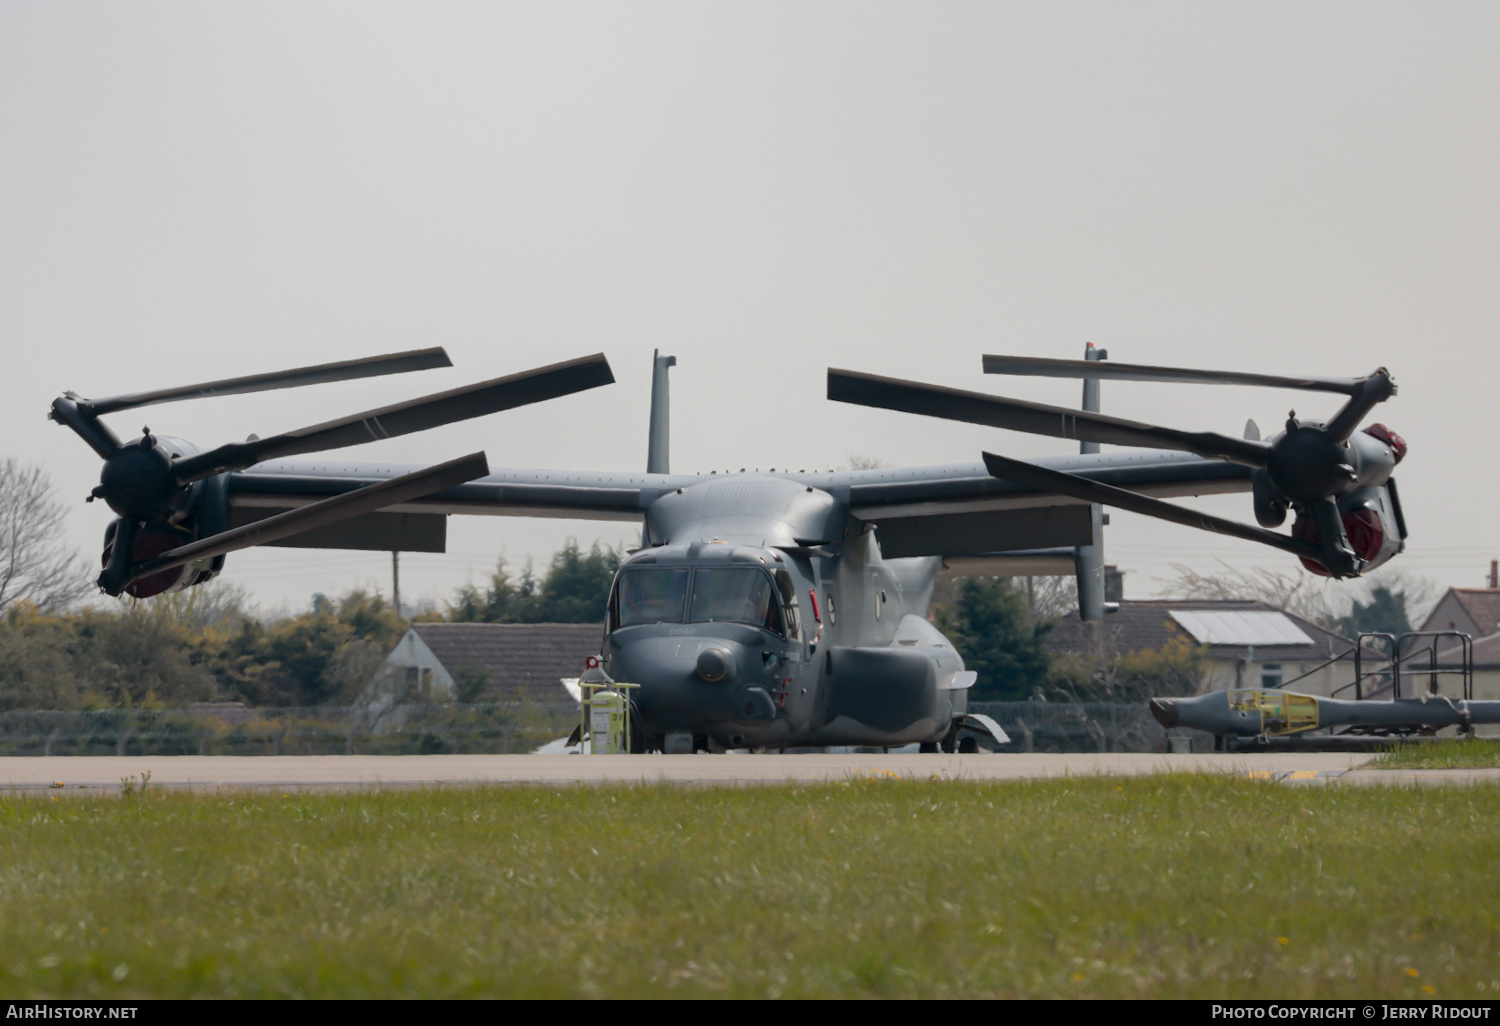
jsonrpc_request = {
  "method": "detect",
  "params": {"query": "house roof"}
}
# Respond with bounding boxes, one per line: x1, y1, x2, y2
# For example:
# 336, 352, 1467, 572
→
1047, 599, 1353, 663
409, 622, 602, 703
1168, 609, 1315, 647
1430, 631, 1500, 671
1424, 588, 1500, 637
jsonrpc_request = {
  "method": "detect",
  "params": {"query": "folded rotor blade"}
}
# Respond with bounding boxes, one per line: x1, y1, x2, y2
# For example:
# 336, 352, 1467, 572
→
77, 348, 454, 417
127, 452, 490, 582
50, 396, 124, 458
828, 368, 1269, 466
172, 353, 614, 484
980, 451, 1319, 561
1322, 368, 1397, 442
981, 355, 1367, 395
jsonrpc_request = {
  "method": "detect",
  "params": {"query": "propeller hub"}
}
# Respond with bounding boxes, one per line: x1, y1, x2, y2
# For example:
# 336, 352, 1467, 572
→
1265, 425, 1350, 503
97, 439, 179, 521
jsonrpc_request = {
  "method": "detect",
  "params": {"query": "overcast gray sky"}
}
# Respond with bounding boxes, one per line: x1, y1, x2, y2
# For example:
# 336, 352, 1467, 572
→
2, 2, 1496, 614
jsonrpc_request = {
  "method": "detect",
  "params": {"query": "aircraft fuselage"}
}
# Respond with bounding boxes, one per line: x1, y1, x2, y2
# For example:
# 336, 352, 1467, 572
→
602, 473, 969, 751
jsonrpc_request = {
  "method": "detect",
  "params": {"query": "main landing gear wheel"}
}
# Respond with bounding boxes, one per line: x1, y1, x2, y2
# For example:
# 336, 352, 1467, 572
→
957, 736, 980, 754
919, 742, 939, 753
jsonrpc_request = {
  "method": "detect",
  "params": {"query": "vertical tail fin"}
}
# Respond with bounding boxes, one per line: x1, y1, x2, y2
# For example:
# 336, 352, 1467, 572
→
1074, 342, 1116, 621
647, 350, 676, 474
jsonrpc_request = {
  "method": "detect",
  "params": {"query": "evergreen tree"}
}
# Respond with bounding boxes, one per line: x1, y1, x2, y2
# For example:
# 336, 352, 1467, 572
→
529, 541, 621, 623
446, 541, 620, 624
933, 577, 1052, 701
214, 590, 406, 706
1336, 585, 1413, 639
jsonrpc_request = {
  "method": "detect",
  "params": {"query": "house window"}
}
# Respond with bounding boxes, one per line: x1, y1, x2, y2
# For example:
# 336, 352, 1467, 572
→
1260, 664, 1283, 689
404, 665, 433, 700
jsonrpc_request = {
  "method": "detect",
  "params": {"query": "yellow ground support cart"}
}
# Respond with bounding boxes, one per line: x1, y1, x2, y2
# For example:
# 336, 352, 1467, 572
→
1226, 689, 1319, 736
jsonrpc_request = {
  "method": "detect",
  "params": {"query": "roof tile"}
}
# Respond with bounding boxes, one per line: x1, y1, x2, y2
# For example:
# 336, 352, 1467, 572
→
1047, 599, 1351, 660
1447, 589, 1500, 636
410, 623, 602, 703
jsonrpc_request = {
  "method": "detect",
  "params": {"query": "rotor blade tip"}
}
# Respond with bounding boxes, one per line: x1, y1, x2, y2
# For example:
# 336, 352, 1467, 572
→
579, 353, 614, 384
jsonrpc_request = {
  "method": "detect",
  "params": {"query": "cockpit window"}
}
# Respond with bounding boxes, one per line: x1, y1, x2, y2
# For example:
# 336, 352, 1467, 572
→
772, 569, 801, 641
688, 568, 780, 632
610, 568, 689, 628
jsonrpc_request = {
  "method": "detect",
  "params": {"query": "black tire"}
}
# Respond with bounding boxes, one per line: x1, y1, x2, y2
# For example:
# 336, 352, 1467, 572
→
919, 742, 939, 753
958, 736, 980, 754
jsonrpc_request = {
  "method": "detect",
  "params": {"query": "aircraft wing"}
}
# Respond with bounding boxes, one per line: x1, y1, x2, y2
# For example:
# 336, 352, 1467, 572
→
816, 450, 1253, 558
224, 461, 688, 553
222, 450, 1249, 557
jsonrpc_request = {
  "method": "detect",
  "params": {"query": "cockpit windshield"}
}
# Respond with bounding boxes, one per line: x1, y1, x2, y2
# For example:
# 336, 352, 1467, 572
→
688, 568, 781, 633
611, 568, 689, 627
608, 565, 790, 635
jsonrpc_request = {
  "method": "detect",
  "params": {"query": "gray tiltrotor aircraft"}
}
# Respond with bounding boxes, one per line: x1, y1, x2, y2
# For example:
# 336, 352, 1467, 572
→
51, 345, 1407, 752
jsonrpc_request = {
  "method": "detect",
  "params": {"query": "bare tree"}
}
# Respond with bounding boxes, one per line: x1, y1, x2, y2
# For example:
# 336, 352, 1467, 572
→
1155, 559, 1441, 634
141, 578, 255, 632
1154, 561, 1337, 628
0, 458, 92, 613
1013, 575, 1079, 625
931, 573, 1078, 627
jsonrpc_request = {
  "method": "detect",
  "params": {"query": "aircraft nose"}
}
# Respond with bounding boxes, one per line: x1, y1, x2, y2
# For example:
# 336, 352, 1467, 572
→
607, 634, 753, 733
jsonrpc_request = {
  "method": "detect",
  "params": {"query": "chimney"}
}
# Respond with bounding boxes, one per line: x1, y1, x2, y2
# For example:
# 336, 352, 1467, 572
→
1489, 559, 1498, 589
1104, 565, 1126, 603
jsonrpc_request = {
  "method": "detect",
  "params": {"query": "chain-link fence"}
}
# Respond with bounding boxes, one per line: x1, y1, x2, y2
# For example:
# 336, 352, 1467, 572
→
0, 701, 1205, 756
969, 701, 1212, 754
0, 703, 580, 757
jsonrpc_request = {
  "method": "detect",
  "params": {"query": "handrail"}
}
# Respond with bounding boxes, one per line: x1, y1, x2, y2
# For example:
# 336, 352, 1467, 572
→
1398, 630, 1473, 701
1335, 630, 1474, 702
1274, 647, 1354, 690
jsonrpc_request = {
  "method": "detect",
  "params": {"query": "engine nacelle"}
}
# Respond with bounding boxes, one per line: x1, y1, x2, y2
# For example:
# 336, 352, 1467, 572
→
1270, 421, 1408, 578
1290, 480, 1407, 578
98, 471, 230, 598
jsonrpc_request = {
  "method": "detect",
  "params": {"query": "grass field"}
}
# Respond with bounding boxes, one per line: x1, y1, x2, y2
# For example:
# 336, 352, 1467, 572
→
2, 776, 1497, 999
1369, 738, 1500, 770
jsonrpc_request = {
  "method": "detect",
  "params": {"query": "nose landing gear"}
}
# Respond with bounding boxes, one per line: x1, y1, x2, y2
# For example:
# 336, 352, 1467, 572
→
931, 725, 984, 754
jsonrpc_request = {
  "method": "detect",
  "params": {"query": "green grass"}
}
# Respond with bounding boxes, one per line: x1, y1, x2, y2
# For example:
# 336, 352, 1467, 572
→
2, 777, 1497, 998
1368, 738, 1500, 770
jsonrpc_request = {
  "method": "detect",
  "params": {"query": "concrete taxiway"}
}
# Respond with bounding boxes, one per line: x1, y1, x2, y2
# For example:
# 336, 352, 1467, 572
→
0, 751, 1402, 791
3, 752, 1496, 793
